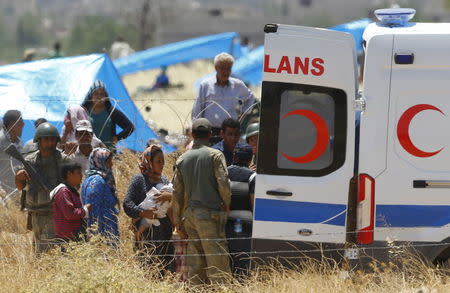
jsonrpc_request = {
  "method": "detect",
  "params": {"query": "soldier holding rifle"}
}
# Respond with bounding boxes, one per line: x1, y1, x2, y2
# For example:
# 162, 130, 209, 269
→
15, 122, 72, 253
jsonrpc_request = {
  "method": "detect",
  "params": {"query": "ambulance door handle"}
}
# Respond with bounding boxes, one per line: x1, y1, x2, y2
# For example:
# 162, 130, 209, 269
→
266, 190, 293, 196
413, 180, 450, 188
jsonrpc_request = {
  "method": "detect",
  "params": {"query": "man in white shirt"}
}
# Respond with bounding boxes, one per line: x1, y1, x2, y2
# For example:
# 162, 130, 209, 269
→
67, 120, 103, 175
192, 52, 256, 137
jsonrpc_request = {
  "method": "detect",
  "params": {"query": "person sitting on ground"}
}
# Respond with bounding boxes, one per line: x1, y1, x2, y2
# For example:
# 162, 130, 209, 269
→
66, 120, 103, 175
81, 147, 120, 243
23, 118, 47, 154
225, 145, 255, 276
212, 118, 249, 166
51, 162, 92, 242
82, 80, 134, 149
123, 144, 174, 273
153, 66, 169, 89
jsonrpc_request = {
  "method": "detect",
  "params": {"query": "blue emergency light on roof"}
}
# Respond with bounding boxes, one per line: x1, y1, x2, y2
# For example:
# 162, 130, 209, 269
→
374, 8, 416, 27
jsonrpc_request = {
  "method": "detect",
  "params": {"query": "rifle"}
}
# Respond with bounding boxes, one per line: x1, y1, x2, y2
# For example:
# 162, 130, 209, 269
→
5, 144, 52, 192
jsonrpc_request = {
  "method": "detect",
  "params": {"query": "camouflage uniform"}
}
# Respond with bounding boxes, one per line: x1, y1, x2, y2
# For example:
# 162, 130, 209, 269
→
173, 139, 231, 284
23, 150, 71, 253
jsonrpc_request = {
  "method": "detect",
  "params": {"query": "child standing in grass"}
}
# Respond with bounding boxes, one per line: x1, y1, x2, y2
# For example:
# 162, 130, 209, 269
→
51, 162, 91, 242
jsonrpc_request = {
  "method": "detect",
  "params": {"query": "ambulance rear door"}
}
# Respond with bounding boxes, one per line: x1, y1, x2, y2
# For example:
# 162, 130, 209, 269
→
253, 24, 358, 244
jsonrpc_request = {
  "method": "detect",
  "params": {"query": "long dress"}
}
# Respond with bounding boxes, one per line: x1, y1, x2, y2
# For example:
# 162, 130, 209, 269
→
123, 174, 174, 273
81, 174, 119, 242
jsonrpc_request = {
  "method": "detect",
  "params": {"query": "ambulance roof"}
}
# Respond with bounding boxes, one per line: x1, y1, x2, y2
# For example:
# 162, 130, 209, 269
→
363, 22, 450, 42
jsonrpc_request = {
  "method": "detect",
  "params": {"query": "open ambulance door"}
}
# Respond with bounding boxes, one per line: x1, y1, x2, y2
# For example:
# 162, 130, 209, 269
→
252, 24, 358, 254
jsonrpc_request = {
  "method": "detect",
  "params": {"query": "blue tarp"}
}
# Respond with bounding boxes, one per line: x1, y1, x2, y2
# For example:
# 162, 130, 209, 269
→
232, 46, 264, 86
199, 18, 372, 87
114, 32, 240, 76
329, 18, 372, 54
0, 54, 174, 152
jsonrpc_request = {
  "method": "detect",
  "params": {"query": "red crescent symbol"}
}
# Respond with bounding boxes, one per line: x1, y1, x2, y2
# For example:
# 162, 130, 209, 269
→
281, 109, 329, 163
397, 104, 445, 158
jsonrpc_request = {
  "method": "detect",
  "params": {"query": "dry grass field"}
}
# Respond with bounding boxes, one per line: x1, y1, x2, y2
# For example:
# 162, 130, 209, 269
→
1, 151, 450, 292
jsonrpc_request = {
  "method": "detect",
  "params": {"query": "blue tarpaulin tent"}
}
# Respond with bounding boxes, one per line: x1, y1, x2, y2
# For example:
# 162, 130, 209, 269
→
0, 54, 174, 152
114, 32, 240, 76
329, 18, 371, 54
199, 18, 372, 87
232, 46, 264, 86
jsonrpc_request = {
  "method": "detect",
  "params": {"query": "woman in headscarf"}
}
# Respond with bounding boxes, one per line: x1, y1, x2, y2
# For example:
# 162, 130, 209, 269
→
123, 145, 174, 273
81, 147, 120, 243
82, 80, 134, 149
60, 105, 105, 153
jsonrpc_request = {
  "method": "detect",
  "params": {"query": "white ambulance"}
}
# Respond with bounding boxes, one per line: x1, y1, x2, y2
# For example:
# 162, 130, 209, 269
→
252, 8, 450, 265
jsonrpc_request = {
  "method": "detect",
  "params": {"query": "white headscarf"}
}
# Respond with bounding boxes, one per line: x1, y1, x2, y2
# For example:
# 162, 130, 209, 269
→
62, 105, 92, 142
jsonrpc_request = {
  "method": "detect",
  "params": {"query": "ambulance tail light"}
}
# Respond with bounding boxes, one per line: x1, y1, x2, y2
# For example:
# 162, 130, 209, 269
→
356, 174, 375, 244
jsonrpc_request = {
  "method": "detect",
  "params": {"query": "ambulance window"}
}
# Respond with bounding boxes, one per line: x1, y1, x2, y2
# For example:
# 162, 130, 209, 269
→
258, 81, 347, 177
277, 90, 334, 170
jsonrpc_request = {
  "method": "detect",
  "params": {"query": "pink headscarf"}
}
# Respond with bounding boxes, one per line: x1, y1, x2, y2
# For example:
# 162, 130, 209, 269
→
62, 105, 92, 142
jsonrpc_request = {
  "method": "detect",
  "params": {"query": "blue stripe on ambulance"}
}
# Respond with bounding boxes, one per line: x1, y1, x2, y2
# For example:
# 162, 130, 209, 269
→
254, 198, 347, 226
254, 198, 450, 228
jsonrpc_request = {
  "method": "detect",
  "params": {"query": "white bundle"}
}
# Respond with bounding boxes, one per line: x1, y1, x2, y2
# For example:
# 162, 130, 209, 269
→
138, 183, 173, 227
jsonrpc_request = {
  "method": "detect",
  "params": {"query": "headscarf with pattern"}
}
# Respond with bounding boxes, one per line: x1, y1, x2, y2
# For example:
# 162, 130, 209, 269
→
81, 80, 113, 113
139, 144, 162, 177
87, 147, 118, 204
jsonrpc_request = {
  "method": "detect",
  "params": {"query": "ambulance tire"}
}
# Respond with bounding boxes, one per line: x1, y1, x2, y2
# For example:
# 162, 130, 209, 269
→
433, 246, 450, 269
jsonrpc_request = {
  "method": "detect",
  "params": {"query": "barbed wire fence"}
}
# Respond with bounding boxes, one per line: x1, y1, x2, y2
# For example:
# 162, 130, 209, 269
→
0, 93, 260, 206
1, 94, 447, 265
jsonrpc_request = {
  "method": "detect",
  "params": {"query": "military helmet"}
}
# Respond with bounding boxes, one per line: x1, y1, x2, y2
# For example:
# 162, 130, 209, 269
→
245, 122, 259, 141
33, 122, 60, 143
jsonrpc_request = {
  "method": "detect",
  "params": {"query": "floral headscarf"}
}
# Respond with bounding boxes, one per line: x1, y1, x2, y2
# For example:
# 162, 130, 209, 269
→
87, 147, 117, 200
139, 144, 162, 176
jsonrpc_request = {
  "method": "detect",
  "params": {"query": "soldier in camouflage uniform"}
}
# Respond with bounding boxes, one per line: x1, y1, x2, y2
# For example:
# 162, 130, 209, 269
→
15, 122, 72, 253
172, 118, 231, 285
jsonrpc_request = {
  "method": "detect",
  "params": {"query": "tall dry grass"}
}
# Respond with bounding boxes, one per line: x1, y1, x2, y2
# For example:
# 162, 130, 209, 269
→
1, 151, 449, 292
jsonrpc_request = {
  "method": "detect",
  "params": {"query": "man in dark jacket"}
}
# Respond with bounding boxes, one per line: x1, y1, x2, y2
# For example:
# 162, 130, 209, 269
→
212, 118, 248, 166
81, 80, 134, 149
226, 145, 255, 275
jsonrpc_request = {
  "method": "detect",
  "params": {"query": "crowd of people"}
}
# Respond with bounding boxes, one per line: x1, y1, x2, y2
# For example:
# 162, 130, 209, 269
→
1, 52, 260, 284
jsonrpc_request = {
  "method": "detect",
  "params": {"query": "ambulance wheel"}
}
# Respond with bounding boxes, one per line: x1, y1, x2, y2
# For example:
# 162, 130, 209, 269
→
433, 247, 450, 269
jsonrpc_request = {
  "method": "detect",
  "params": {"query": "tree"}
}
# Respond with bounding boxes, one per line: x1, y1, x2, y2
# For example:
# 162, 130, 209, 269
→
137, 0, 159, 50
68, 15, 138, 55
16, 13, 44, 47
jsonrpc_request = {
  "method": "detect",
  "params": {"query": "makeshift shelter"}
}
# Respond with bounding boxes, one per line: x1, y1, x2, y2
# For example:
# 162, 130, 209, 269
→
0, 54, 173, 152
329, 18, 372, 54
114, 32, 240, 76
